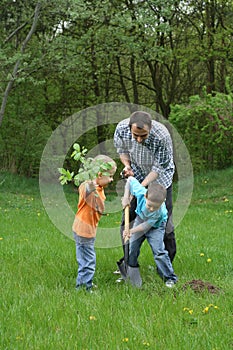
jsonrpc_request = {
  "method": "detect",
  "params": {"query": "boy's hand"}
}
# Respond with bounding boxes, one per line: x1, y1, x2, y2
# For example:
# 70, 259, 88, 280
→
123, 229, 131, 240
87, 181, 96, 192
121, 196, 130, 208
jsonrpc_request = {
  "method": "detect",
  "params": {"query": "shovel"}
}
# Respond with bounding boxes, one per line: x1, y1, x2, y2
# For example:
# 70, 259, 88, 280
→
123, 204, 130, 264
124, 204, 142, 288
116, 204, 130, 279
117, 203, 142, 287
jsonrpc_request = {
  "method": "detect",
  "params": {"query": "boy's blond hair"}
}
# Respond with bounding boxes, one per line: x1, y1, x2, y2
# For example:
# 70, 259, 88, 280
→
93, 155, 116, 165
93, 155, 117, 173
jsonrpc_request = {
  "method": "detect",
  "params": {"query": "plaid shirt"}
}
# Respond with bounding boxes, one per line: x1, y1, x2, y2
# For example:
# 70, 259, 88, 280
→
114, 118, 175, 188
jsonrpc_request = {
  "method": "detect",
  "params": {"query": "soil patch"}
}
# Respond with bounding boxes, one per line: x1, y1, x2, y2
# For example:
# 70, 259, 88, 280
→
182, 279, 221, 294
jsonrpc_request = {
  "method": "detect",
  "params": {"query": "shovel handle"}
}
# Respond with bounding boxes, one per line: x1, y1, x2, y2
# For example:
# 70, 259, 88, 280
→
124, 205, 130, 243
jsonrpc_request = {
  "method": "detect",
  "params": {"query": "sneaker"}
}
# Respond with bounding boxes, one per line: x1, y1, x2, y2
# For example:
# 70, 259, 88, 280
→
87, 283, 98, 290
86, 284, 98, 293
86, 288, 95, 294
115, 277, 124, 283
165, 280, 175, 288
76, 284, 97, 292
113, 269, 121, 275
75, 285, 85, 292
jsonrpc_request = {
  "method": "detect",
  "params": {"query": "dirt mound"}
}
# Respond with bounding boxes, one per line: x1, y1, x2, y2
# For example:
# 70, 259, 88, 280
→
182, 279, 221, 294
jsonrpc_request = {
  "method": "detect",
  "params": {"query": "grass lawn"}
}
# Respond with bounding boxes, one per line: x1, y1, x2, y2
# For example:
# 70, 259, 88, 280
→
0, 168, 233, 350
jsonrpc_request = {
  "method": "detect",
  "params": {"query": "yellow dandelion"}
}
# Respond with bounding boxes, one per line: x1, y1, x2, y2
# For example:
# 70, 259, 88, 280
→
200, 253, 205, 257
214, 306, 219, 309
188, 309, 193, 315
203, 307, 209, 313
143, 341, 150, 346
16, 336, 23, 340
207, 258, 212, 263
122, 338, 129, 343
89, 315, 97, 321
0, 237, 3, 241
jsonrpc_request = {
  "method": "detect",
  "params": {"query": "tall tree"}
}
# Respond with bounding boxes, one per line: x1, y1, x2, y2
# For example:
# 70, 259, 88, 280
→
0, 1, 41, 126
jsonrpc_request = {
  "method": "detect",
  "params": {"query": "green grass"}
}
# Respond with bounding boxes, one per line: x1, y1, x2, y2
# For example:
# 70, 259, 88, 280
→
1, 169, 233, 350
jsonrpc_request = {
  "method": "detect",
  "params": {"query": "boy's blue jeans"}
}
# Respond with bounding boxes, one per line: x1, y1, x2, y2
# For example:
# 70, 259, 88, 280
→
73, 233, 96, 290
128, 218, 177, 282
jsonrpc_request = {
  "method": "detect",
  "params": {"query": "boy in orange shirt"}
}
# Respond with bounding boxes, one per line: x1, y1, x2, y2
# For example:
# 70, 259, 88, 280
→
72, 155, 117, 292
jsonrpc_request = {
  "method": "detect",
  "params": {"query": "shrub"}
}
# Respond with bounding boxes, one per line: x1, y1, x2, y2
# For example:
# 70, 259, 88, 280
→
169, 90, 233, 172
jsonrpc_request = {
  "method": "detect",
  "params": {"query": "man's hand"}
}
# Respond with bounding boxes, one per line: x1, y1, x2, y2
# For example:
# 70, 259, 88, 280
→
122, 166, 134, 178
141, 171, 158, 187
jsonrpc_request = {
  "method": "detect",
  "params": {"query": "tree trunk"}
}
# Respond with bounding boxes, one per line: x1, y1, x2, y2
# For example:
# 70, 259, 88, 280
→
206, 0, 216, 94
116, 56, 131, 103
0, 2, 41, 127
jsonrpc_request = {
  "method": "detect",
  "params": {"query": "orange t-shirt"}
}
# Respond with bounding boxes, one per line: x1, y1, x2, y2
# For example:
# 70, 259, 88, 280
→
72, 182, 106, 238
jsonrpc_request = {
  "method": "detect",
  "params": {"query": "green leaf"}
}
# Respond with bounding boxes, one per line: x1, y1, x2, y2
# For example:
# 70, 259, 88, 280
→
58, 168, 68, 175
82, 147, 88, 155
66, 170, 74, 181
73, 153, 81, 161
73, 143, 80, 152
59, 175, 67, 185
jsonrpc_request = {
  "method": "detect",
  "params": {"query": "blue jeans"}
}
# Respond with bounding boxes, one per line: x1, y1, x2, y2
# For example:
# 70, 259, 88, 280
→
128, 217, 177, 282
120, 185, 176, 262
73, 233, 96, 289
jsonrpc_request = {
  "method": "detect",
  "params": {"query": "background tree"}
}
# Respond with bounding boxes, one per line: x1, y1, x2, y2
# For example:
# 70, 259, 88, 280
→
0, 1, 41, 126
0, 0, 232, 176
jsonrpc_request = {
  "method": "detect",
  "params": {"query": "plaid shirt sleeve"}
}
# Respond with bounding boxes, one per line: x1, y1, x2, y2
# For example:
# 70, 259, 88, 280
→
150, 133, 173, 175
145, 122, 175, 187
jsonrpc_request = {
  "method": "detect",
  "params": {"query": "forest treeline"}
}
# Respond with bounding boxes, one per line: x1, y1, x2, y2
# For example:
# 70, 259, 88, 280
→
0, 0, 232, 177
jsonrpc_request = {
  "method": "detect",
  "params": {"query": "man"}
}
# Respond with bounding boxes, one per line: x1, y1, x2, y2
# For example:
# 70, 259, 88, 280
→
114, 111, 176, 273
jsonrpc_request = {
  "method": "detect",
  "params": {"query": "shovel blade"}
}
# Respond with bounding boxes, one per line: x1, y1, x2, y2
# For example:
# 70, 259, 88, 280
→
128, 266, 142, 288
117, 258, 127, 280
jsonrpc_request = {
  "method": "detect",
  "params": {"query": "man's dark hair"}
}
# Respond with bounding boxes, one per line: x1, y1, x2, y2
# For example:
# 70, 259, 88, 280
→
129, 111, 152, 130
